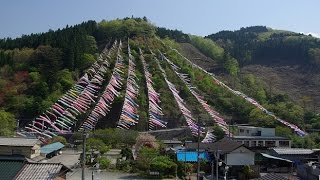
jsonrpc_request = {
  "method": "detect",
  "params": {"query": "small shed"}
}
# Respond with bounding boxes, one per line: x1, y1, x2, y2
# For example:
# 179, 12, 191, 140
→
41, 142, 64, 158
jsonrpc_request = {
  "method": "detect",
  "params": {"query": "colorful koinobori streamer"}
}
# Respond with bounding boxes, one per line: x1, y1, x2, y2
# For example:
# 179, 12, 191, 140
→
80, 40, 125, 130
150, 51, 204, 136
139, 48, 167, 130
23, 41, 118, 140
201, 130, 216, 143
117, 42, 140, 129
160, 52, 232, 136
158, 38, 307, 137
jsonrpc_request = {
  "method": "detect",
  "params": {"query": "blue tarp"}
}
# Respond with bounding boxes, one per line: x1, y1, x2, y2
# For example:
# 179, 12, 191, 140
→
177, 151, 211, 162
41, 142, 64, 155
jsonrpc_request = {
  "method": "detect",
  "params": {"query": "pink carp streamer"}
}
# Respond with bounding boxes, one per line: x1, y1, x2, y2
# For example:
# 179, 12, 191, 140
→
22, 41, 119, 140
158, 38, 306, 137
140, 48, 167, 130
160, 52, 232, 137
80, 41, 125, 130
150, 50, 204, 137
117, 42, 140, 129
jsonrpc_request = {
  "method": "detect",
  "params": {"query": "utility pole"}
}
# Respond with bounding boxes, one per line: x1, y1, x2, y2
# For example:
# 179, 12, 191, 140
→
211, 160, 214, 180
216, 144, 219, 180
82, 131, 87, 180
197, 117, 201, 180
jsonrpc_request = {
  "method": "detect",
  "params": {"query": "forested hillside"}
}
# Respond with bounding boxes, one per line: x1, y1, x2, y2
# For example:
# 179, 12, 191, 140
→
0, 18, 320, 148
199, 26, 320, 114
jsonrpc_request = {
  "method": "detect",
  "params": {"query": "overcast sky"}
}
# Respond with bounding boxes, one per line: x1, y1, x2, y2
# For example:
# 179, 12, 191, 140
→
1, 0, 319, 38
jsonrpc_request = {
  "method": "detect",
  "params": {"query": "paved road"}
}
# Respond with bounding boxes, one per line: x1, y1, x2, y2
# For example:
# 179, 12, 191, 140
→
67, 169, 212, 180
67, 169, 145, 180
47, 149, 81, 168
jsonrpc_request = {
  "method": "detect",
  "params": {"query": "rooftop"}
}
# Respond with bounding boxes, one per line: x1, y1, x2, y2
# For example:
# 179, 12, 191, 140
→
14, 163, 69, 180
233, 136, 290, 140
272, 148, 314, 155
162, 140, 182, 144
0, 160, 24, 180
41, 142, 65, 155
258, 173, 287, 180
0, 137, 40, 147
186, 138, 245, 154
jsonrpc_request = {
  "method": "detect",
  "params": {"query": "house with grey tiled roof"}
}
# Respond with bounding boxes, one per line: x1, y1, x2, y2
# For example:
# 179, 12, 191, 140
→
0, 137, 41, 159
185, 138, 255, 166
0, 155, 70, 180
14, 162, 70, 180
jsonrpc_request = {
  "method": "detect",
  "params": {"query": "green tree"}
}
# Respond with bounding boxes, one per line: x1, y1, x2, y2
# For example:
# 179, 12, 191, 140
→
0, 110, 16, 136
150, 156, 177, 177
189, 35, 224, 62
98, 157, 111, 169
86, 138, 110, 154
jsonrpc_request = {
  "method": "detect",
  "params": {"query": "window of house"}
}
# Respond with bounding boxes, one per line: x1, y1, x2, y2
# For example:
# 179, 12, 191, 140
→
258, 141, 263, 147
251, 141, 256, 147
265, 141, 276, 147
12, 149, 22, 155
239, 129, 244, 133
31, 149, 36, 154
279, 141, 289, 147
244, 141, 250, 147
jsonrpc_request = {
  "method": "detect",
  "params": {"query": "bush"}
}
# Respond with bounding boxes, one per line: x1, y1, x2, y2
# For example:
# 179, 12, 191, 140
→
116, 160, 132, 172
98, 157, 111, 169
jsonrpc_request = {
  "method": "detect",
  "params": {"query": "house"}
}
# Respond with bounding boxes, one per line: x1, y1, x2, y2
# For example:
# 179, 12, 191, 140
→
257, 153, 293, 173
268, 148, 320, 162
232, 126, 292, 148
0, 156, 25, 180
162, 139, 183, 148
0, 137, 41, 159
297, 162, 320, 180
14, 162, 70, 180
257, 173, 288, 180
185, 138, 255, 166
0, 156, 71, 180
41, 142, 65, 158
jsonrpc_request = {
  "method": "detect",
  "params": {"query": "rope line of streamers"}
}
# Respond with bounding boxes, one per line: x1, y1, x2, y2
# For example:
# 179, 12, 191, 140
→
139, 48, 167, 130
149, 49, 204, 137
117, 41, 140, 129
160, 51, 233, 141
80, 41, 125, 130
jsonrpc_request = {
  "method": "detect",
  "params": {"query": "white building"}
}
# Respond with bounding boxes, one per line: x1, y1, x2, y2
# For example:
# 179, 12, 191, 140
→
233, 126, 292, 148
